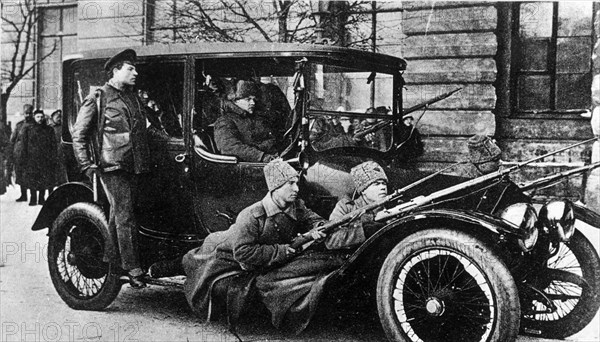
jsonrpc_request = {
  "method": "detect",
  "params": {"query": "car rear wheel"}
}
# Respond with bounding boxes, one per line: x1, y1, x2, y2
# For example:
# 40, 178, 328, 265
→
521, 229, 600, 338
376, 228, 520, 342
48, 202, 121, 310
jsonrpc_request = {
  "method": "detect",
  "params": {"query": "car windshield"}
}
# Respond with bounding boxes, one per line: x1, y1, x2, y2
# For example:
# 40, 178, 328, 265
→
307, 62, 394, 152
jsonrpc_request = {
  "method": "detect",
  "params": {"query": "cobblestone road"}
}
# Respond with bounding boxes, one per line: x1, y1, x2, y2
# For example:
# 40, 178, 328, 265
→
1, 187, 598, 342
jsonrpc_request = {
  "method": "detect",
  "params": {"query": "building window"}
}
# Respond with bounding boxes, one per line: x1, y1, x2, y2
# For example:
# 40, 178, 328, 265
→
512, 2, 592, 112
37, 3, 78, 111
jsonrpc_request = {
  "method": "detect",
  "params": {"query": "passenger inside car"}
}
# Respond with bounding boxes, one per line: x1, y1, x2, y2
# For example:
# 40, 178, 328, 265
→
213, 79, 280, 162
139, 89, 183, 138
354, 106, 390, 151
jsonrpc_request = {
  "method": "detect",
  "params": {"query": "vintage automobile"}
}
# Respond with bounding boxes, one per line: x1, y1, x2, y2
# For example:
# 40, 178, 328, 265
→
32, 43, 600, 342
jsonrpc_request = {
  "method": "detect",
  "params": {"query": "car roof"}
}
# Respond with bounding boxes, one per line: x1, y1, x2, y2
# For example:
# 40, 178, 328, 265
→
63, 42, 406, 71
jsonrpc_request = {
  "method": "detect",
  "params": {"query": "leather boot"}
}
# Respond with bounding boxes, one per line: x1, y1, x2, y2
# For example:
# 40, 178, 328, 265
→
28, 190, 37, 206
15, 187, 27, 202
38, 189, 46, 205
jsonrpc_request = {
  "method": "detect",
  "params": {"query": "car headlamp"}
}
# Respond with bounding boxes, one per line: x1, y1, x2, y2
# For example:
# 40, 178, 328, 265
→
539, 199, 575, 242
499, 203, 539, 252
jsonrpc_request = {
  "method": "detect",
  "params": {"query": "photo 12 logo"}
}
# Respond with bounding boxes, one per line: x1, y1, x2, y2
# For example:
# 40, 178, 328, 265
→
1, 321, 140, 342
1, 242, 48, 265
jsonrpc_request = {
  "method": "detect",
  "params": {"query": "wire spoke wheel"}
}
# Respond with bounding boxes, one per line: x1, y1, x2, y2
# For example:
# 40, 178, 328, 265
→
377, 229, 520, 342
48, 203, 121, 310
521, 229, 600, 338
395, 248, 495, 341
54, 221, 108, 299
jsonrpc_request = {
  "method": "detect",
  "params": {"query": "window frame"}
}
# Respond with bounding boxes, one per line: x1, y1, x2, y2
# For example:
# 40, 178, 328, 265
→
510, 1, 593, 114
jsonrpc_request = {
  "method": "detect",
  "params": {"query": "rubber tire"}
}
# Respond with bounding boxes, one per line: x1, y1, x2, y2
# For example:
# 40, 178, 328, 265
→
521, 229, 600, 338
48, 202, 121, 310
376, 228, 521, 342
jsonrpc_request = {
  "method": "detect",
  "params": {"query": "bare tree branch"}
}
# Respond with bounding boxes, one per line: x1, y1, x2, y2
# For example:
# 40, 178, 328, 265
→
232, 0, 272, 42
1, 0, 59, 121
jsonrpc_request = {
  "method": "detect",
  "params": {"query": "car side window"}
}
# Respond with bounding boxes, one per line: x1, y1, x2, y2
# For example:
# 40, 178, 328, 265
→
136, 61, 185, 139
192, 58, 297, 159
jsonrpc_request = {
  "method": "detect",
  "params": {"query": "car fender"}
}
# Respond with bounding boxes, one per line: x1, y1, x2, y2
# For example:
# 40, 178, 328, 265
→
335, 208, 524, 275
573, 203, 600, 228
32, 182, 95, 231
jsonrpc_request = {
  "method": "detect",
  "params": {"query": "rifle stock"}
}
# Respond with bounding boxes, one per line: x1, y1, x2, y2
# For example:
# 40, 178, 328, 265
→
290, 190, 400, 250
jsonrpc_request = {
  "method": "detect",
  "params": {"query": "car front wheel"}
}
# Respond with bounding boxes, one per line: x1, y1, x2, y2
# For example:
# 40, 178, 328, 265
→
376, 228, 521, 342
521, 229, 600, 338
48, 202, 121, 310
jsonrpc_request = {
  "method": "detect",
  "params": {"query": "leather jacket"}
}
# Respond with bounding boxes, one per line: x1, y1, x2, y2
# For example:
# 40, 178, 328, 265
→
72, 83, 151, 174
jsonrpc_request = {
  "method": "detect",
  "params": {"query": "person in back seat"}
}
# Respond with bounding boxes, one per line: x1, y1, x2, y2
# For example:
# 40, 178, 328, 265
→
214, 80, 279, 162
256, 82, 291, 144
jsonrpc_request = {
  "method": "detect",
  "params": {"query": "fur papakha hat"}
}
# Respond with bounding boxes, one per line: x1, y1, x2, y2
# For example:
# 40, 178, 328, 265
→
229, 80, 259, 101
468, 135, 501, 164
264, 158, 299, 191
351, 161, 388, 194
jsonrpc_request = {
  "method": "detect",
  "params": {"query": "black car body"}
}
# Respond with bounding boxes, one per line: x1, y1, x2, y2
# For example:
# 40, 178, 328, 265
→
32, 43, 600, 342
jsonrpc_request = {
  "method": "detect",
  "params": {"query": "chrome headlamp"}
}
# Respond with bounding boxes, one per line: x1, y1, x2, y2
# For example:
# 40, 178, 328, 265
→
539, 199, 575, 242
499, 203, 539, 252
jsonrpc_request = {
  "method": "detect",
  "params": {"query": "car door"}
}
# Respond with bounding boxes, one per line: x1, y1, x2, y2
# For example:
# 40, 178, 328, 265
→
188, 56, 298, 232
134, 58, 199, 236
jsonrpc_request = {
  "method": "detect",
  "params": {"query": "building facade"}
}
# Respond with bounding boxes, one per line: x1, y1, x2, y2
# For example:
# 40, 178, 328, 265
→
2, 0, 598, 207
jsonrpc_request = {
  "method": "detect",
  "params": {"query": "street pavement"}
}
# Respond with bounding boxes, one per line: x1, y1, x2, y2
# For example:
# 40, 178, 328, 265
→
1, 186, 599, 342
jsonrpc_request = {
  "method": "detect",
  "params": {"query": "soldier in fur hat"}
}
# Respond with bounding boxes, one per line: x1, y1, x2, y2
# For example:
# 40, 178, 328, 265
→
183, 159, 345, 333
468, 134, 502, 176
326, 160, 388, 249
213, 79, 279, 162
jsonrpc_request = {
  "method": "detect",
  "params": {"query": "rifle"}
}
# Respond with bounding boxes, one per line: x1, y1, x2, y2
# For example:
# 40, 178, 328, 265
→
374, 138, 597, 222
352, 87, 462, 141
403, 87, 462, 118
290, 138, 596, 249
519, 161, 600, 192
289, 161, 464, 250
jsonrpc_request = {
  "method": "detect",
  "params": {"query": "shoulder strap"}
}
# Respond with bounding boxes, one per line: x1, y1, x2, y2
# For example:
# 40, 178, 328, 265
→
93, 88, 106, 161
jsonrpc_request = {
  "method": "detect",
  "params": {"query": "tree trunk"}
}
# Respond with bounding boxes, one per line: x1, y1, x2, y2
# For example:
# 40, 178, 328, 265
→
277, 1, 291, 43
1, 93, 9, 127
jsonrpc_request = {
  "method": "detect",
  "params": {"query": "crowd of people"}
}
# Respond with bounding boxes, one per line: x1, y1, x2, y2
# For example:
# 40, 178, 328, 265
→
1, 104, 66, 205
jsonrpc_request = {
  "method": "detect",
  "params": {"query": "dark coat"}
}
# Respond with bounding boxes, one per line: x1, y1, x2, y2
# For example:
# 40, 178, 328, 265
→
19, 122, 57, 190
326, 195, 384, 250
256, 83, 291, 142
213, 101, 278, 161
183, 196, 344, 333
309, 117, 356, 150
355, 120, 389, 151
51, 122, 67, 185
9, 118, 34, 184
396, 125, 424, 160
0, 125, 11, 194
72, 83, 151, 174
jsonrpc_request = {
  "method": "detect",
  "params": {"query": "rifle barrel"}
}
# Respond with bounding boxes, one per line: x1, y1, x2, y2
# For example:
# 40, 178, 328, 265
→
520, 161, 600, 191
514, 138, 597, 170
403, 87, 462, 116
376, 138, 598, 222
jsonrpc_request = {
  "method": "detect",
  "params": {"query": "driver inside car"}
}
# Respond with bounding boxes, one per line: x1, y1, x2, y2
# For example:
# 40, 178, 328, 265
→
213, 80, 279, 162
